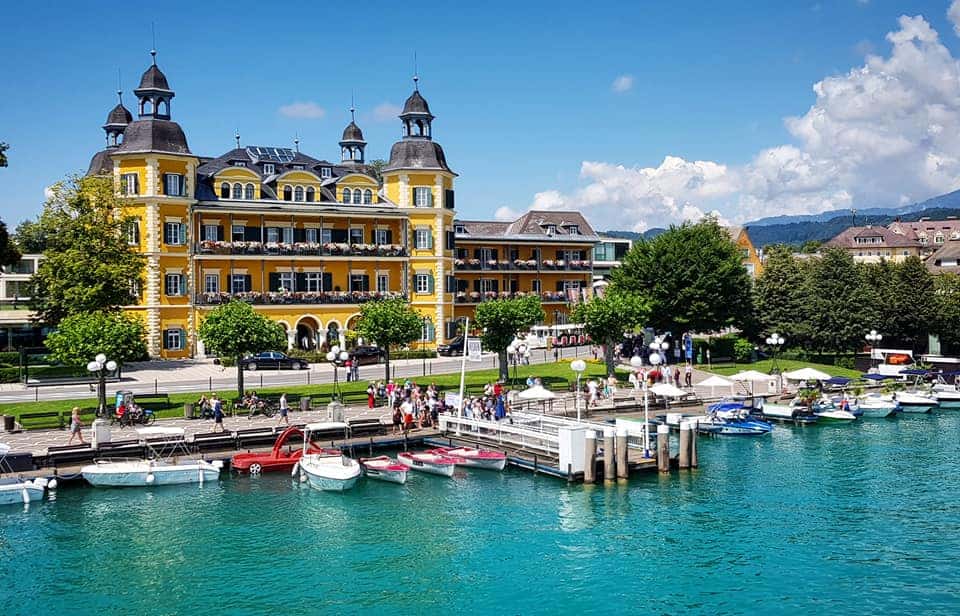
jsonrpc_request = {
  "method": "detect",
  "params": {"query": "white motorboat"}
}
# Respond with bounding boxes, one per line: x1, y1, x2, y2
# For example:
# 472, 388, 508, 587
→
892, 391, 937, 414
427, 446, 507, 471
857, 394, 899, 418
397, 451, 458, 477
931, 377, 960, 408
81, 427, 222, 487
359, 456, 409, 484
0, 443, 51, 505
758, 398, 819, 424
293, 422, 361, 491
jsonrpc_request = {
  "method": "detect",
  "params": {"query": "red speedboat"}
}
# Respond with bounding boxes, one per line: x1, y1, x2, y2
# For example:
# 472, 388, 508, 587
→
427, 446, 507, 471
233, 426, 340, 474
359, 456, 410, 484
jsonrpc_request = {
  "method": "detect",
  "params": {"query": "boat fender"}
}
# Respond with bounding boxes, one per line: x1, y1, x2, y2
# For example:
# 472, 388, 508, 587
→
290, 462, 300, 477
47, 478, 58, 490
21, 488, 30, 504
145, 473, 155, 484
212, 460, 224, 469
33, 477, 48, 489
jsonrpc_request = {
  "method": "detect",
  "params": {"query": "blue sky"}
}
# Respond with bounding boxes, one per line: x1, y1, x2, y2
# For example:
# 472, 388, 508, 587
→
1, 1, 959, 231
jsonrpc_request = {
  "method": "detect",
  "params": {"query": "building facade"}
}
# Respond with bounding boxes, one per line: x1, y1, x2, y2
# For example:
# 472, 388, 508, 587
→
0, 255, 47, 351
824, 224, 924, 264
83, 54, 588, 358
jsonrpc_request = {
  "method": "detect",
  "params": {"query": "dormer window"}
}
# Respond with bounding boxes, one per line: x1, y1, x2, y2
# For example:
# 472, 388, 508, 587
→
320, 167, 332, 178
455, 224, 467, 234
568, 225, 579, 235
292, 164, 305, 171
545, 224, 557, 236
232, 161, 246, 167
263, 163, 275, 175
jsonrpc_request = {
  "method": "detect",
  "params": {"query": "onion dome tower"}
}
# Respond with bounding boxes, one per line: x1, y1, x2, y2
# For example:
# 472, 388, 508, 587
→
383, 76, 453, 174
117, 50, 190, 154
103, 91, 132, 149
339, 106, 366, 164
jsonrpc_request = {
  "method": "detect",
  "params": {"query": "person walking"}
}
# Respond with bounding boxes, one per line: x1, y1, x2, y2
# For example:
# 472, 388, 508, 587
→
367, 383, 376, 409
67, 407, 85, 445
277, 392, 289, 426
684, 363, 693, 388
344, 357, 353, 382
212, 395, 225, 433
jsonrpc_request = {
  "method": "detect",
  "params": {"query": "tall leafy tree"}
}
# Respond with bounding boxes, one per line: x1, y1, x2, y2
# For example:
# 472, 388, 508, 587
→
935, 273, 960, 354
755, 245, 812, 347
805, 248, 878, 354
45, 311, 147, 368
0, 142, 8, 168
571, 291, 649, 374
13, 218, 48, 253
474, 295, 545, 382
885, 257, 936, 352
29, 176, 144, 325
198, 301, 287, 397
0, 219, 21, 270
610, 219, 752, 334
354, 297, 423, 382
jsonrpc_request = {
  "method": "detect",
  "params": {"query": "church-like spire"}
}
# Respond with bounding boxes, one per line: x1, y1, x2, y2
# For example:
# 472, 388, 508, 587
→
103, 90, 132, 149
134, 50, 174, 119
340, 101, 366, 164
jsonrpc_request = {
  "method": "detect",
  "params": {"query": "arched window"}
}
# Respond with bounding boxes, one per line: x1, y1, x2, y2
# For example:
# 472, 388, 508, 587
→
244, 183, 254, 200
353, 189, 362, 205
220, 182, 230, 199
326, 322, 340, 346
353, 147, 360, 160
363, 189, 373, 204
158, 100, 168, 116
306, 187, 315, 202
232, 183, 243, 199
342, 188, 351, 204
342, 148, 349, 160
413, 121, 422, 136
402, 122, 409, 137
282, 186, 292, 201
294, 186, 304, 202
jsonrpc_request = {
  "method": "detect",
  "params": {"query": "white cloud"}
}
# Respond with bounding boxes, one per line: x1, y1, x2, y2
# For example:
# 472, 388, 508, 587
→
493, 206, 521, 221
524, 11, 960, 230
278, 102, 326, 120
43, 186, 55, 200
611, 75, 634, 93
950, 0, 960, 35
372, 102, 401, 122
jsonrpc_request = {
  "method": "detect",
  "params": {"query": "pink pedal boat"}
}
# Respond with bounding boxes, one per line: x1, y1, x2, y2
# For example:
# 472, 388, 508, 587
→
427, 447, 508, 471
397, 451, 459, 477
359, 456, 409, 484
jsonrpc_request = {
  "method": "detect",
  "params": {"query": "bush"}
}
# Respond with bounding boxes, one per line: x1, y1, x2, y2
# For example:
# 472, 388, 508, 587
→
288, 350, 326, 363
391, 350, 435, 360
0, 367, 19, 383
0, 351, 19, 367
835, 356, 856, 370
693, 334, 738, 360
733, 338, 754, 363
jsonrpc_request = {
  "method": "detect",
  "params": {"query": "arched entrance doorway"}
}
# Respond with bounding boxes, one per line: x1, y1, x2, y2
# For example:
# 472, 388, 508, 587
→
325, 321, 341, 349
296, 316, 320, 350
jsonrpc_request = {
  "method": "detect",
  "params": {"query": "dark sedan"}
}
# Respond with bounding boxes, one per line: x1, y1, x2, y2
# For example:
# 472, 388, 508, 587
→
240, 351, 309, 371
437, 336, 464, 357
351, 345, 384, 365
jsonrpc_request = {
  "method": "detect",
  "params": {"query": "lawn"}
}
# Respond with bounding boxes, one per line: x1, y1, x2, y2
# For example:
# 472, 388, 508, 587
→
705, 358, 862, 379
1, 359, 624, 429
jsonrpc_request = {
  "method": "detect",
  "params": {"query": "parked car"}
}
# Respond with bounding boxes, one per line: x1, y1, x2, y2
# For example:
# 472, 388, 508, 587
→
351, 345, 384, 365
240, 351, 308, 371
437, 336, 465, 357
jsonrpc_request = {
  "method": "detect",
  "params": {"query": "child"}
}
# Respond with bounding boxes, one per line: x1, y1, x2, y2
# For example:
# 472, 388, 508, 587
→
67, 407, 84, 445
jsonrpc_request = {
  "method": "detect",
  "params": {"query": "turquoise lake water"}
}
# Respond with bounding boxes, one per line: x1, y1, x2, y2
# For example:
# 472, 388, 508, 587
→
3, 413, 960, 615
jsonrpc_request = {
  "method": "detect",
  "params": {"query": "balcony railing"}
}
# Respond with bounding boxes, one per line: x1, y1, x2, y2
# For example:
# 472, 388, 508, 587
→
196, 241, 406, 257
455, 291, 571, 304
195, 291, 406, 306
454, 259, 592, 271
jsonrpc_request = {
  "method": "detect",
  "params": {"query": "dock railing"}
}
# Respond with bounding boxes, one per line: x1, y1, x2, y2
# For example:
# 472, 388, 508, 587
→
438, 414, 561, 458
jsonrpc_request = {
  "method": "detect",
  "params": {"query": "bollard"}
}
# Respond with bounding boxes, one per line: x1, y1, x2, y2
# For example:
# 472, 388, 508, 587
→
679, 421, 691, 469
690, 418, 699, 468
583, 430, 597, 483
657, 424, 670, 473
615, 428, 628, 480
603, 427, 615, 482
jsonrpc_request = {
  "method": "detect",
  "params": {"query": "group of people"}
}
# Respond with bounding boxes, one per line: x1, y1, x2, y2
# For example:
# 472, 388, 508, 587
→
627, 363, 694, 389
385, 380, 446, 433
195, 393, 226, 431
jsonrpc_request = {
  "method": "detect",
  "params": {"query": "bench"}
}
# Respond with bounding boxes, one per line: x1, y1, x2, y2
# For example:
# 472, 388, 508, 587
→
234, 427, 279, 448
44, 444, 95, 467
135, 393, 173, 409
18, 411, 64, 430
96, 439, 144, 459
191, 431, 237, 453
347, 418, 384, 437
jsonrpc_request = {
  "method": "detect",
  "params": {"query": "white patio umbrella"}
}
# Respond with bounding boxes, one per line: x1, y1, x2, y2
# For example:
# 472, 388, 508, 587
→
698, 374, 734, 398
650, 383, 688, 398
730, 370, 774, 394
782, 367, 831, 382
516, 385, 556, 400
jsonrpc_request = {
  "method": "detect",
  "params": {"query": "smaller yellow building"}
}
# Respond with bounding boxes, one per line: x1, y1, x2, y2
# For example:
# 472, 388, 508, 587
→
725, 226, 763, 277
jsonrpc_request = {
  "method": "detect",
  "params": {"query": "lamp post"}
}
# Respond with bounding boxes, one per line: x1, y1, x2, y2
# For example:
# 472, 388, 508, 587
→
649, 338, 668, 376
421, 317, 430, 377
325, 345, 350, 400
507, 341, 528, 384
86, 353, 118, 417
865, 330, 883, 370
571, 359, 586, 422
630, 354, 650, 457
765, 333, 785, 373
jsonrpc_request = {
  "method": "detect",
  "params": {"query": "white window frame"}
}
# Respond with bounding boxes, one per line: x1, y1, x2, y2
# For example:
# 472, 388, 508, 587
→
292, 164, 305, 170
263, 163, 275, 175
320, 167, 332, 178
376, 273, 389, 293
282, 227, 294, 244
305, 272, 323, 292
164, 173, 184, 197
414, 187, 432, 207
126, 220, 140, 245
231, 274, 248, 294
232, 161, 246, 167
165, 222, 184, 246
374, 229, 389, 245
266, 228, 280, 243
294, 186, 305, 202
121, 173, 138, 195
321, 228, 333, 244
232, 183, 243, 199
244, 183, 254, 200
165, 273, 183, 296
165, 329, 183, 350
562, 280, 582, 291
415, 273, 430, 294
363, 189, 373, 204
414, 228, 432, 250
349, 227, 364, 245
231, 224, 245, 241
204, 274, 219, 294
278, 272, 294, 292
532, 279, 541, 293
342, 188, 352, 204
203, 224, 218, 242
305, 228, 318, 244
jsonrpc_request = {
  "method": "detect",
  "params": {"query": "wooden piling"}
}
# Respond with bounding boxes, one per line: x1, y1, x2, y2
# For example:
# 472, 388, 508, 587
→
583, 430, 597, 483
679, 421, 691, 469
615, 429, 628, 480
690, 419, 699, 468
603, 428, 615, 482
656, 424, 670, 473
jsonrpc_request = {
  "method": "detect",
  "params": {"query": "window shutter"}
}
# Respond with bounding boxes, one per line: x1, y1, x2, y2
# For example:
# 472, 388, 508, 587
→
162, 331, 169, 350
427, 273, 435, 293
446, 275, 456, 292
178, 274, 185, 295
411, 188, 417, 206
491, 280, 499, 293
386, 230, 393, 244
473, 248, 481, 260
217, 225, 225, 241
322, 272, 333, 292
163, 225, 171, 245
268, 273, 280, 292
162, 173, 168, 195
178, 328, 187, 350
473, 279, 481, 293
428, 190, 434, 206
491, 249, 499, 261
556, 250, 563, 260
163, 276, 169, 295
444, 189, 455, 210
180, 223, 187, 245
294, 228, 305, 243
296, 273, 307, 291
556, 281, 564, 292
361, 275, 370, 292
427, 233, 434, 249
243, 275, 252, 292
245, 226, 259, 242
134, 175, 140, 195
370, 229, 377, 243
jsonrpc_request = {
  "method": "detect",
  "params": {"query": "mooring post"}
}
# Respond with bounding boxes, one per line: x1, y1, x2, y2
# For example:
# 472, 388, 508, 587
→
583, 430, 596, 483
657, 424, 670, 473
603, 427, 615, 482
679, 421, 691, 469
615, 428, 628, 480
369, 437, 373, 456
690, 418, 699, 468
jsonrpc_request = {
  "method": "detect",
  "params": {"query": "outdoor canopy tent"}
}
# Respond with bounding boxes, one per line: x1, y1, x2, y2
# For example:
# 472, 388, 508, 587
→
782, 368, 832, 382
650, 383, 688, 398
516, 385, 556, 400
730, 370, 774, 394
697, 374, 735, 398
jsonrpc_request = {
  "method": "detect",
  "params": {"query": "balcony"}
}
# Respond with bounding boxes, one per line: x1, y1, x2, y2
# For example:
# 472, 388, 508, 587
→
195, 291, 406, 306
453, 259, 592, 272
195, 241, 406, 257
454, 291, 571, 304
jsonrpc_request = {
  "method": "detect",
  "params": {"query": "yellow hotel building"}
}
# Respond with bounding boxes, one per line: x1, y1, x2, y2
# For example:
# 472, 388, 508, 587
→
84, 54, 598, 359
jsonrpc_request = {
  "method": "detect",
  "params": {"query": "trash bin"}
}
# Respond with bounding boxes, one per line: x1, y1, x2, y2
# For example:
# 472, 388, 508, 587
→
299, 397, 311, 412
184, 403, 195, 419
3, 414, 14, 432
327, 401, 344, 423
91, 418, 111, 448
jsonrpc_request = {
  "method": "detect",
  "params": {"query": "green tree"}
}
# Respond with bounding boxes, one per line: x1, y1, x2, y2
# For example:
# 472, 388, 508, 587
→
799, 239, 822, 254
368, 159, 387, 185
755, 245, 812, 348
611, 219, 753, 334
354, 297, 423, 382
29, 176, 144, 325
0, 142, 8, 168
571, 291, 649, 374
474, 295, 545, 382
935, 273, 960, 354
13, 218, 48, 253
0, 219, 21, 270
45, 311, 147, 368
805, 248, 878, 354
197, 301, 287, 397
885, 257, 937, 352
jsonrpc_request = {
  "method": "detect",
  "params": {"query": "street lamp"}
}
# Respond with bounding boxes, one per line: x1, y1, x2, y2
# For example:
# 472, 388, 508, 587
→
507, 341, 528, 383
325, 345, 350, 400
630, 354, 651, 457
649, 338, 668, 374
86, 353, 118, 417
421, 317, 431, 377
765, 333, 785, 374
571, 359, 586, 422
865, 330, 883, 369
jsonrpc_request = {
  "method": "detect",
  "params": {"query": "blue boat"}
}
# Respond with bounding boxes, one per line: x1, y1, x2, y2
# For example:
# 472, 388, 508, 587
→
699, 398, 774, 435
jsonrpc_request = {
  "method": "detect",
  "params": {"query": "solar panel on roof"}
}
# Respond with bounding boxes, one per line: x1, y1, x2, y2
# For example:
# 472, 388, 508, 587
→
246, 146, 296, 163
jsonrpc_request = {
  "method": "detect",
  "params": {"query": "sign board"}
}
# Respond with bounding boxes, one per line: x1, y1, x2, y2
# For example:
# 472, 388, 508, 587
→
466, 338, 483, 362
445, 393, 461, 409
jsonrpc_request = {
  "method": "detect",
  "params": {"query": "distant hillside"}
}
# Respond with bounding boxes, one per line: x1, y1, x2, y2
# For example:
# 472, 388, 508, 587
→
748, 188, 960, 227
602, 228, 664, 241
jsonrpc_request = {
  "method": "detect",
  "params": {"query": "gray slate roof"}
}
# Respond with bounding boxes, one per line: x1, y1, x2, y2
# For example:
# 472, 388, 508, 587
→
402, 90, 431, 115
106, 103, 132, 126
383, 139, 453, 173
456, 210, 599, 242
137, 64, 171, 92
86, 150, 113, 176
824, 225, 921, 249
341, 121, 364, 142
116, 119, 191, 154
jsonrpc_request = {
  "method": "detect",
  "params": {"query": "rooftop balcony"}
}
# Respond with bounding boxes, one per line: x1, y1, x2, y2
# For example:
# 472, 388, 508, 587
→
453, 259, 592, 272
195, 291, 406, 306
454, 291, 572, 304
195, 241, 407, 257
